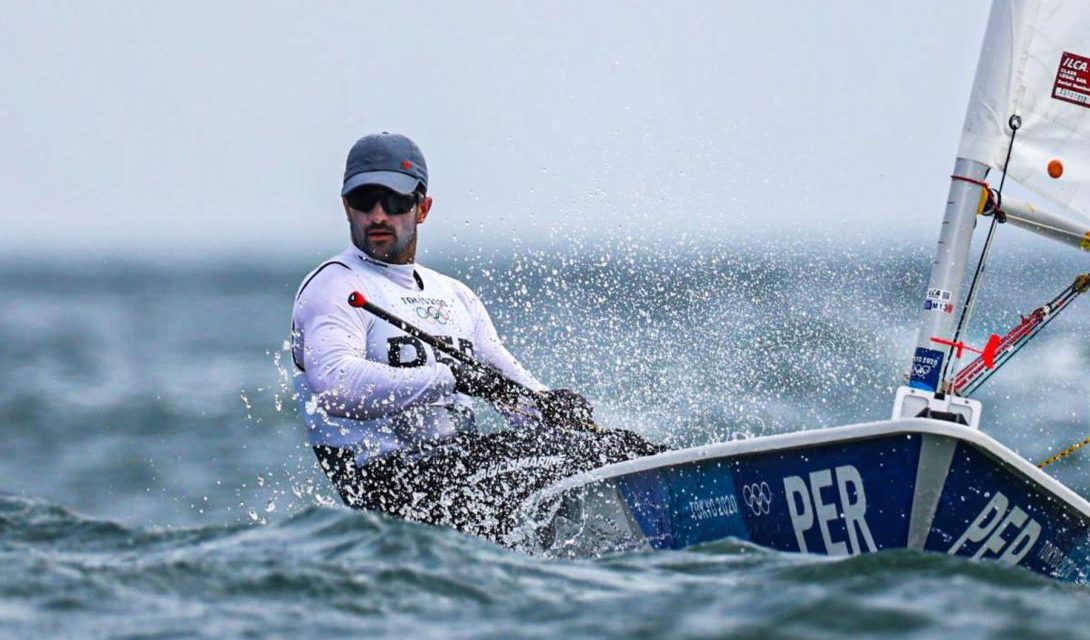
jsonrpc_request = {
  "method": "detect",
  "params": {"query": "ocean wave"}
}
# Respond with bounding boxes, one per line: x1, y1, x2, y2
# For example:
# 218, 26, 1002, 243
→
3, 492, 1088, 640
4, 242, 1090, 638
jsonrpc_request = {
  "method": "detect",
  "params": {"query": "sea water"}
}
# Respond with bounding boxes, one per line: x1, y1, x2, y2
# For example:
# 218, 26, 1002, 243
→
2, 237, 1089, 639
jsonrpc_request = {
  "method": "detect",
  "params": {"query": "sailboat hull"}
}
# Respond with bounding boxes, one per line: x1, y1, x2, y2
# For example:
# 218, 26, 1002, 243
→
517, 419, 1090, 583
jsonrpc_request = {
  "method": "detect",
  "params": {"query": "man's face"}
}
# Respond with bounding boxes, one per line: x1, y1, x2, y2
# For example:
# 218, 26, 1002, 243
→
344, 186, 432, 264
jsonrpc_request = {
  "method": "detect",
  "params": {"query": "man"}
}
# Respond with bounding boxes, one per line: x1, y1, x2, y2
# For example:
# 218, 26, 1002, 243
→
291, 132, 661, 544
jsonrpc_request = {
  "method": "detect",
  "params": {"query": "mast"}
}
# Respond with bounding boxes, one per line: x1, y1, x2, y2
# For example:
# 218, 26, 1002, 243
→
900, 0, 1090, 409
906, 158, 988, 394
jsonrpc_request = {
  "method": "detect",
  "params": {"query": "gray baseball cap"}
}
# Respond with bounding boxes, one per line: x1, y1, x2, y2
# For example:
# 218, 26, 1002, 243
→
341, 132, 428, 196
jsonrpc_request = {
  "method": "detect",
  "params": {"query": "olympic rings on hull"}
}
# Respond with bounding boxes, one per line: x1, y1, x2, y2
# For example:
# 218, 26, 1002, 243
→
742, 482, 773, 515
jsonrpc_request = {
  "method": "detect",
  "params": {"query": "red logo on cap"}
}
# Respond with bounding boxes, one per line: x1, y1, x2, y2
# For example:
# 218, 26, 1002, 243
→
402, 160, 412, 170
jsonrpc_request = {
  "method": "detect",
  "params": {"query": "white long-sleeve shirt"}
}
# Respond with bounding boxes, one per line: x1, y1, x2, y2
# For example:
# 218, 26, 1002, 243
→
290, 247, 545, 462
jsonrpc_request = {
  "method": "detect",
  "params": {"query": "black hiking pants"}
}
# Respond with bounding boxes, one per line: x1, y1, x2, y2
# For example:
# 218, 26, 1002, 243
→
313, 427, 663, 544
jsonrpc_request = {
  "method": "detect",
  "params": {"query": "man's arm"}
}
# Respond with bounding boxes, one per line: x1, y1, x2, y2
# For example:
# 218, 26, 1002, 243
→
449, 280, 600, 429
453, 282, 547, 393
294, 270, 456, 421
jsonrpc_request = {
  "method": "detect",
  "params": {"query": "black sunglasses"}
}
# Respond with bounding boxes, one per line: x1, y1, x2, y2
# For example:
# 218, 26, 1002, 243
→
346, 187, 420, 215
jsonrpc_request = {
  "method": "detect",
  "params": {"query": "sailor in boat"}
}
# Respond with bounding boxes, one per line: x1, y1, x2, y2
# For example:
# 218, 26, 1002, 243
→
290, 132, 661, 542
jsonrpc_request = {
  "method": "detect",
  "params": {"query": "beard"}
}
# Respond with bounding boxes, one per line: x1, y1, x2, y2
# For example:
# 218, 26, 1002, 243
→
352, 222, 416, 264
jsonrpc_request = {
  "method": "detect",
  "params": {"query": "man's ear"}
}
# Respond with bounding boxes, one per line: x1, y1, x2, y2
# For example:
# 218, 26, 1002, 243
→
342, 196, 352, 221
417, 195, 433, 223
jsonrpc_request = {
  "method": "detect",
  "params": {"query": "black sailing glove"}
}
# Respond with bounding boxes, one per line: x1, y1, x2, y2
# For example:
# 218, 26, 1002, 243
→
450, 362, 517, 404
537, 389, 594, 427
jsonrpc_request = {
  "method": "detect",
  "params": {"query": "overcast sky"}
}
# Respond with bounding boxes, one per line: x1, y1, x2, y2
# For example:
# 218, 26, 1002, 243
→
0, 2, 990, 259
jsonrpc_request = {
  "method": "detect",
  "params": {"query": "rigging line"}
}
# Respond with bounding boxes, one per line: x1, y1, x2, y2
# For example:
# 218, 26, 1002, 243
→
965, 292, 1080, 395
949, 174, 991, 190
961, 292, 1072, 395
940, 115, 1022, 391
993, 115, 1020, 204
1038, 435, 1090, 469
961, 307, 1062, 396
962, 274, 1090, 396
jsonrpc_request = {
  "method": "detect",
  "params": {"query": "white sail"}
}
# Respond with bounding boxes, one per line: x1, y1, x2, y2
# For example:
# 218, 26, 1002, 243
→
959, 0, 1090, 220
